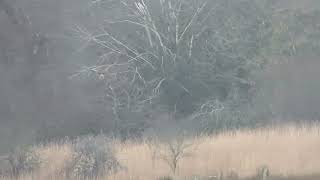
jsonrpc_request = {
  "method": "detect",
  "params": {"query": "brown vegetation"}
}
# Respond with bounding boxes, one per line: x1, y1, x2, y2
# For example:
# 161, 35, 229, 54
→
1, 124, 320, 180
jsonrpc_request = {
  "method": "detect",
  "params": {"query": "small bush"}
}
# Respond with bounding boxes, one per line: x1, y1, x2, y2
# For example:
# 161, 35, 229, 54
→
8, 147, 42, 177
256, 165, 270, 179
159, 134, 194, 174
69, 135, 120, 178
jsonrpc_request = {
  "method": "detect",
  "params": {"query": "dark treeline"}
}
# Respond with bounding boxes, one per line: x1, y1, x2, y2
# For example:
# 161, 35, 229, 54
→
1, 0, 320, 153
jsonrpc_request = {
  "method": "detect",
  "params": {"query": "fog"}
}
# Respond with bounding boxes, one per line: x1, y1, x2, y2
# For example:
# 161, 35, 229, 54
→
1, 0, 320, 154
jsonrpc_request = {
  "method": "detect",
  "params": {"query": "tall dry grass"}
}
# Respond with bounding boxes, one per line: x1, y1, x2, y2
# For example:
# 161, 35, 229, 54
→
112, 124, 320, 179
2, 124, 320, 180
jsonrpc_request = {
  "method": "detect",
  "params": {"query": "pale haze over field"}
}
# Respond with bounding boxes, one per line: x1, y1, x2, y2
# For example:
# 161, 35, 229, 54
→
0, 0, 320, 179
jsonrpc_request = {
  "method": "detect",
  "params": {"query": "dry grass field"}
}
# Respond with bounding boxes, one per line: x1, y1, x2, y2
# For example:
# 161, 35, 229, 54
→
1, 124, 320, 180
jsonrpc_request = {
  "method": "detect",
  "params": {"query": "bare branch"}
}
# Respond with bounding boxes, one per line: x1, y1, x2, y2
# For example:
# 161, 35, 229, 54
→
105, 19, 170, 53
101, 29, 156, 70
189, 34, 194, 57
178, 2, 206, 44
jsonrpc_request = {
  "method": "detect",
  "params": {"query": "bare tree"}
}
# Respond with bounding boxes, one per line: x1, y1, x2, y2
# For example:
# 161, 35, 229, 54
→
71, 0, 272, 137
158, 132, 194, 174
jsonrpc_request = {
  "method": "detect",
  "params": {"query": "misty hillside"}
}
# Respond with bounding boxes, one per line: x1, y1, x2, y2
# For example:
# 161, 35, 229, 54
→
1, 0, 320, 179
0, 0, 320, 156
